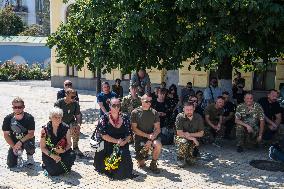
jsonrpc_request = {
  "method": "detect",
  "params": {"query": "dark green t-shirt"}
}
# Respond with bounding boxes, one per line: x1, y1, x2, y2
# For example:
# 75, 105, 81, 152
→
204, 103, 223, 125
131, 107, 160, 140
54, 99, 80, 125
175, 112, 204, 133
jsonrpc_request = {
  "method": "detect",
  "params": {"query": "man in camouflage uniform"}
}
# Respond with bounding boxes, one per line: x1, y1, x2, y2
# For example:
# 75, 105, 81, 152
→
175, 102, 204, 167
235, 93, 265, 153
204, 96, 225, 146
121, 84, 141, 116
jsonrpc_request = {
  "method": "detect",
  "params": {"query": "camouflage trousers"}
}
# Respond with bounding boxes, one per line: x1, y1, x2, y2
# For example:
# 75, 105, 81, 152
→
203, 125, 225, 144
236, 124, 258, 147
175, 136, 196, 161
69, 123, 80, 149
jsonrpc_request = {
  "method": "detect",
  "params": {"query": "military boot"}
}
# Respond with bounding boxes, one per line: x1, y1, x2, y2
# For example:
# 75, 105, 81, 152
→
149, 160, 160, 174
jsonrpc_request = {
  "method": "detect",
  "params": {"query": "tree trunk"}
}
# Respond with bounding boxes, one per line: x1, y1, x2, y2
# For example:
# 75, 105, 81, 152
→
96, 68, 101, 94
218, 56, 233, 97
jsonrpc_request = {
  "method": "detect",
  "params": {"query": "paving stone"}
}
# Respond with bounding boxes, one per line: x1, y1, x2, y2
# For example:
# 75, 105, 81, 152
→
0, 81, 284, 188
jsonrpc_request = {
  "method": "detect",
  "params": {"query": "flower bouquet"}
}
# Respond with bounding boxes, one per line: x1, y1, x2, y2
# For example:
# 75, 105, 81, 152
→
45, 136, 69, 174
104, 144, 122, 172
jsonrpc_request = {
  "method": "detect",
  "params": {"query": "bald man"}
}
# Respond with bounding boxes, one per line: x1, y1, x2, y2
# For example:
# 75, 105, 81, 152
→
57, 80, 79, 102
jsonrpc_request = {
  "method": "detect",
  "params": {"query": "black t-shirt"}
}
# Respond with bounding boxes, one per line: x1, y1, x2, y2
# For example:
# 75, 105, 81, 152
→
152, 100, 168, 128
2, 112, 35, 143
235, 91, 245, 104
152, 100, 168, 114
258, 97, 282, 120
223, 101, 236, 117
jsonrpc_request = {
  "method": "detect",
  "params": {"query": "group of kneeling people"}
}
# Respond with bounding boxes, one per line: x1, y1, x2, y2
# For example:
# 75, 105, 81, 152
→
2, 86, 84, 176
2, 89, 284, 180
88, 90, 284, 179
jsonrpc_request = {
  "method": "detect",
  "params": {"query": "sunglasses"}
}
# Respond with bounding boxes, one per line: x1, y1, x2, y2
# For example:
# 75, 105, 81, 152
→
70, 96, 77, 99
189, 100, 198, 103
111, 104, 121, 108
13, 106, 24, 109
65, 83, 72, 86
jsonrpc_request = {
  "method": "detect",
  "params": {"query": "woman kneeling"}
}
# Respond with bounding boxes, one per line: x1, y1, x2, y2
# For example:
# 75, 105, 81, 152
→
94, 98, 133, 180
40, 107, 76, 176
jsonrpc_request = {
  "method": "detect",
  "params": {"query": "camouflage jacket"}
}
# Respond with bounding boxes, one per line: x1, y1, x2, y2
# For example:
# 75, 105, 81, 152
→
121, 95, 141, 116
235, 102, 264, 129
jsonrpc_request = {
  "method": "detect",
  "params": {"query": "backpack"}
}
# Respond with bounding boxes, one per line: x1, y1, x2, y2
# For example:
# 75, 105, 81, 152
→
90, 116, 107, 152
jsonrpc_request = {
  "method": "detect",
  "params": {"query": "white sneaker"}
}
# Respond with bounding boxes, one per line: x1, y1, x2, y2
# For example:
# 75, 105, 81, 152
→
269, 146, 275, 161
26, 155, 35, 165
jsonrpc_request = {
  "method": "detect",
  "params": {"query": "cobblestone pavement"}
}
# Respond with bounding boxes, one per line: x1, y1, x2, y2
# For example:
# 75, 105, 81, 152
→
0, 81, 283, 189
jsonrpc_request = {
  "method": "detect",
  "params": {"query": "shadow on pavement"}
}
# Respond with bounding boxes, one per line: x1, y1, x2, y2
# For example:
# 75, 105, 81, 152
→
81, 108, 100, 125
49, 170, 82, 186
142, 166, 182, 182
185, 143, 284, 188
9, 162, 41, 176
249, 160, 284, 172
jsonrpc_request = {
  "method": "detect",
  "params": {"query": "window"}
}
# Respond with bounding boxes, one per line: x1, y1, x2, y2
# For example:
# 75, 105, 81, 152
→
66, 65, 78, 77
253, 64, 276, 90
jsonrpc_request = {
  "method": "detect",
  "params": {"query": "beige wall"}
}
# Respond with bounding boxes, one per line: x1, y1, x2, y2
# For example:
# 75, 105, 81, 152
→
50, 0, 77, 77
50, 48, 66, 76
276, 59, 284, 90
105, 68, 122, 80
147, 68, 165, 84
77, 63, 94, 79
179, 59, 209, 87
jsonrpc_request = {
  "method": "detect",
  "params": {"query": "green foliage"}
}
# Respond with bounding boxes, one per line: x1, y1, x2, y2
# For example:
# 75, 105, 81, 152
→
19, 24, 45, 36
0, 61, 50, 81
176, 0, 284, 72
47, 0, 284, 74
0, 6, 24, 36
48, 0, 184, 74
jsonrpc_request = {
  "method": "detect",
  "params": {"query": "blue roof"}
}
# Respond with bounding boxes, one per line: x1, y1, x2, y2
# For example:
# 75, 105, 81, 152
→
0, 36, 47, 44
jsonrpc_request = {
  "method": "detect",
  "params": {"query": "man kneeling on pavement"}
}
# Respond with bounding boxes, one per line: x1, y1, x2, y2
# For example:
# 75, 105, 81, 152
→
131, 94, 162, 174
2, 97, 35, 168
235, 93, 265, 152
55, 88, 83, 156
175, 102, 204, 167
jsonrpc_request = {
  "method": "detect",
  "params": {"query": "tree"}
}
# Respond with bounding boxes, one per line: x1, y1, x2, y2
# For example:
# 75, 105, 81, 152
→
19, 24, 45, 36
47, 0, 185, 72
48, 0, 284, 91
176, 0, 284, 92
0, 6, 24, 35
